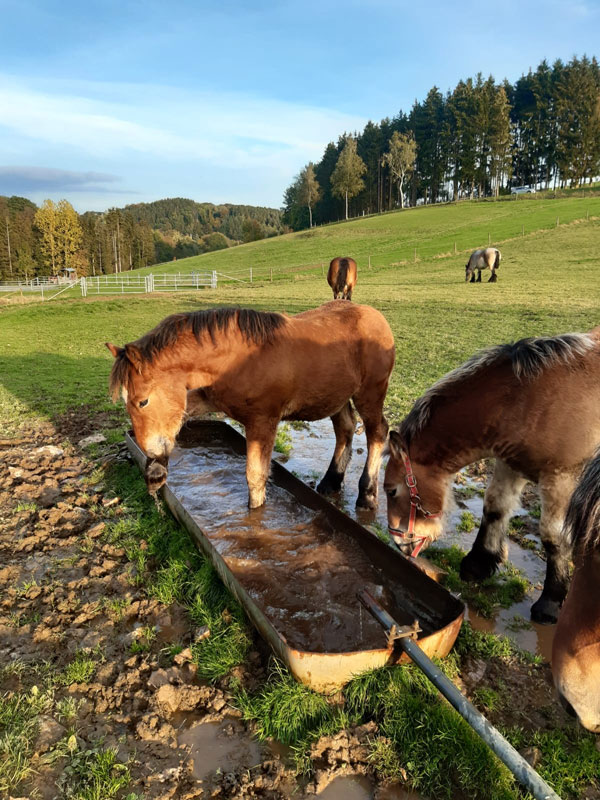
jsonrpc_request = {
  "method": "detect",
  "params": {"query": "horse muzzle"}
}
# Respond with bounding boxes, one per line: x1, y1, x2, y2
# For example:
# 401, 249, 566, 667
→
145, 455, 169, 494
389, 528, 429, 558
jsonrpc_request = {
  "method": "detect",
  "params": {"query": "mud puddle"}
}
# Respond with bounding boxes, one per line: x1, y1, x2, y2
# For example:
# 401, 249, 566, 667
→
278, 419, 554, 661
166, 426, 439, 654
178, 718, 262, 780
315, 775, 422, 799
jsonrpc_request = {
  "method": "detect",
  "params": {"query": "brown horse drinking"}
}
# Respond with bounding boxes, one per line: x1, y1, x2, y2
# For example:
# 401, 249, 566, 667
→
383, 329, 600, 623
552, 454, 600, 732
465, 247, 501, 283
327, 257, 357, 300
107, 302, 394, 510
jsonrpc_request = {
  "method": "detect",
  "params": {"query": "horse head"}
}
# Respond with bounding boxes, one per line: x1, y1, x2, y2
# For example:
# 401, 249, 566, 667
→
106, 341, 188, 493
384, 430, 446, 556
552, 454, 600, 732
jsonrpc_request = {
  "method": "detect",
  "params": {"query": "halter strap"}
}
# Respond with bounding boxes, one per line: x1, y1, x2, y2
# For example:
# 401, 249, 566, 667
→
389, 450, 443, 558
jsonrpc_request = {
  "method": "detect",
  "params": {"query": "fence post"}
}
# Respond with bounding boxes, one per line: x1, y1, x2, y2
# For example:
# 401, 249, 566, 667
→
41, 284, 44, 301
212, 270, 217, 289
250, 267, 253, 283
81, 277, 87, 297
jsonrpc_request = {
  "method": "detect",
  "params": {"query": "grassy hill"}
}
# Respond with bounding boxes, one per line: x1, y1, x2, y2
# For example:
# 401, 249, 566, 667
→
2, 205, 599, 429
127, 194, 600, 281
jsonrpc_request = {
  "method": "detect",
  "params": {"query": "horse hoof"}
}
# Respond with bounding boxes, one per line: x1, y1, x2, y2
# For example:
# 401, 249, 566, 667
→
317, 475, 343, 495
530, 597, 560, 625
145, 461, 168, 494
356, 493, 377, 511
459, 549, 500, 581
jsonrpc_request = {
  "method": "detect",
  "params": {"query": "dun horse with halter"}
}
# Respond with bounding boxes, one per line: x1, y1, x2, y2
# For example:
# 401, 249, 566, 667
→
107, 302, 394, 511
465, 247, 501, 282
552, 453, 600, 732
327, 257, 357, 300
384, 329, 600, 623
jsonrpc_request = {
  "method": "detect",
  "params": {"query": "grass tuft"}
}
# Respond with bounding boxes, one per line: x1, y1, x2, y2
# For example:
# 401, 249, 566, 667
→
427, 545, 530, 618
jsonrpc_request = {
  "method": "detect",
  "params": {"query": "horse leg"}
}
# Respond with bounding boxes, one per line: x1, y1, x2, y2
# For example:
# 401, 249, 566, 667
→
530, 472, 577, 624
317, 402, 356, 495
351, 382, 390, 510
460, 459, 527, 581
488, 270, 497, 283
345, 288, 353, 301
244, 419, 278, 509
469, 272, 475, 283
476, 270, 482, 283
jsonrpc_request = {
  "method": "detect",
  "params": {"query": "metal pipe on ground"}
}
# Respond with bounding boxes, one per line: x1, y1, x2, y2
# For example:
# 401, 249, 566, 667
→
358, 589, 561, 800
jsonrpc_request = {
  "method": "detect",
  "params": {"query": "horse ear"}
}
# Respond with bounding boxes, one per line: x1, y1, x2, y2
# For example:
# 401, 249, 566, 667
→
388, 430, 408, 461
125, 344, 143, 374
105, 342, 123, 358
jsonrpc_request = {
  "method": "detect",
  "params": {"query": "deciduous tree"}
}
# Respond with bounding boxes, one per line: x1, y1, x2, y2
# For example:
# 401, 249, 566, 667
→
382, 131, 417, 208
331, 137, 366, 220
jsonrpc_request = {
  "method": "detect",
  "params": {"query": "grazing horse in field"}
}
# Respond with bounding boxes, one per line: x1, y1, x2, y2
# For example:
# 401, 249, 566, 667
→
327, 257, 357, 300
552, 455, 600, 732
107, 302, 394, 510
465, 248, 501, 283
383, 328, 600, 623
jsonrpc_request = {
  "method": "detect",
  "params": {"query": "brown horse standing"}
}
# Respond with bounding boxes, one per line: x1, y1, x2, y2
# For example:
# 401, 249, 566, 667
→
465, 248, 501, 283
552, 454, 600, 732
383, 329, 600, 623
107, 302, 394, 510
327, 257, 357, 300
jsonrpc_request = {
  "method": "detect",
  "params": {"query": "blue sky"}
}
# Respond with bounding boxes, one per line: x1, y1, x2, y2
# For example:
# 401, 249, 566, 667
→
1, 0, 598, 211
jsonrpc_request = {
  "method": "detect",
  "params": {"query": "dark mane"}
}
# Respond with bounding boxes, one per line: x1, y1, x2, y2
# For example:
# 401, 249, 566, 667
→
109, 307, 285, 399
565, 450, 600, 554
400, 332, 595, 445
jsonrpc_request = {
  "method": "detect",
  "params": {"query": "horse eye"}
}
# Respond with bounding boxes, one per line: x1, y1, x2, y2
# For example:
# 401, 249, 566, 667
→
385, 487, 397, 498
139, 399, 149, 408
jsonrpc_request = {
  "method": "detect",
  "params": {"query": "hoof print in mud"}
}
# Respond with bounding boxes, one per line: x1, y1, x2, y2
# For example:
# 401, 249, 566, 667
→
459, 550, 501, 582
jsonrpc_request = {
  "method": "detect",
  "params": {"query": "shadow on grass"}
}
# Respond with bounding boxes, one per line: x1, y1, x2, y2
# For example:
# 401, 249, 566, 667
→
0, 352, 124, 442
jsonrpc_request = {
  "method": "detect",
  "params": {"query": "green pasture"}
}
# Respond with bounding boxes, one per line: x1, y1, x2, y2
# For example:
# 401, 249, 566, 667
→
1, 212, 599, 431
130, 193, 600, 280
1, 197, 600, 799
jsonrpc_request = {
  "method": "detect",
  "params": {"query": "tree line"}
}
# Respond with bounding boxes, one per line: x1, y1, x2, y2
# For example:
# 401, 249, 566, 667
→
0, 196, 283, 280
283, 56, 600, 229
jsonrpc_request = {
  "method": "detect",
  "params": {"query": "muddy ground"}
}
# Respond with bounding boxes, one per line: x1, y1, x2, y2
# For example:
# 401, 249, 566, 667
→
0, 418, 596, 800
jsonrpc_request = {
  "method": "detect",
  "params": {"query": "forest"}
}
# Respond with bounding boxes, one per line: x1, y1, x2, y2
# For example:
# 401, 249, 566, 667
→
283, 56, 600, 229
0, 197, 283, 280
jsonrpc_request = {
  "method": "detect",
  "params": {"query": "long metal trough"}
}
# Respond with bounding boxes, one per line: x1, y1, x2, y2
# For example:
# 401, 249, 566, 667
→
126, 419, 464, 692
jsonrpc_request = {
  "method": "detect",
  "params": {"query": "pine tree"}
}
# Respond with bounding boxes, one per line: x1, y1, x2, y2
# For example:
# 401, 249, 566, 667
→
330, 136, 366, 220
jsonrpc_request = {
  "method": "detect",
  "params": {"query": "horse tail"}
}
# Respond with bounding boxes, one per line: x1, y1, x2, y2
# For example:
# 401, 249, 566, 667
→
335, 258, 350, 297
494, 249, 501, 270
565, 451, 600, 555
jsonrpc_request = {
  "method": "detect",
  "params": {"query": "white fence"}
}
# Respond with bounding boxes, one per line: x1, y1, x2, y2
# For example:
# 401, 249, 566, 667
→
80, 271, 217, 296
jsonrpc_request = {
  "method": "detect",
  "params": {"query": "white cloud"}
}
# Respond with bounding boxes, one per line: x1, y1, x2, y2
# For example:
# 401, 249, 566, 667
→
0, 76, 367, 176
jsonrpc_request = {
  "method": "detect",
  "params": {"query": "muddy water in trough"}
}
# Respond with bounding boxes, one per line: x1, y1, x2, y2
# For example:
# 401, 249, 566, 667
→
166, 426, 433, 653
278, 420, 555, 662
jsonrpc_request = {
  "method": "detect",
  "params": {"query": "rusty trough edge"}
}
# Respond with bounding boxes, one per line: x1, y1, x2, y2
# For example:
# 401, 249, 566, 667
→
125, 421, 465, 693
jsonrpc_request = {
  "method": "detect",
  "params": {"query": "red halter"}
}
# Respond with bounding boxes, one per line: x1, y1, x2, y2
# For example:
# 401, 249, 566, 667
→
388, 451, 443, 558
